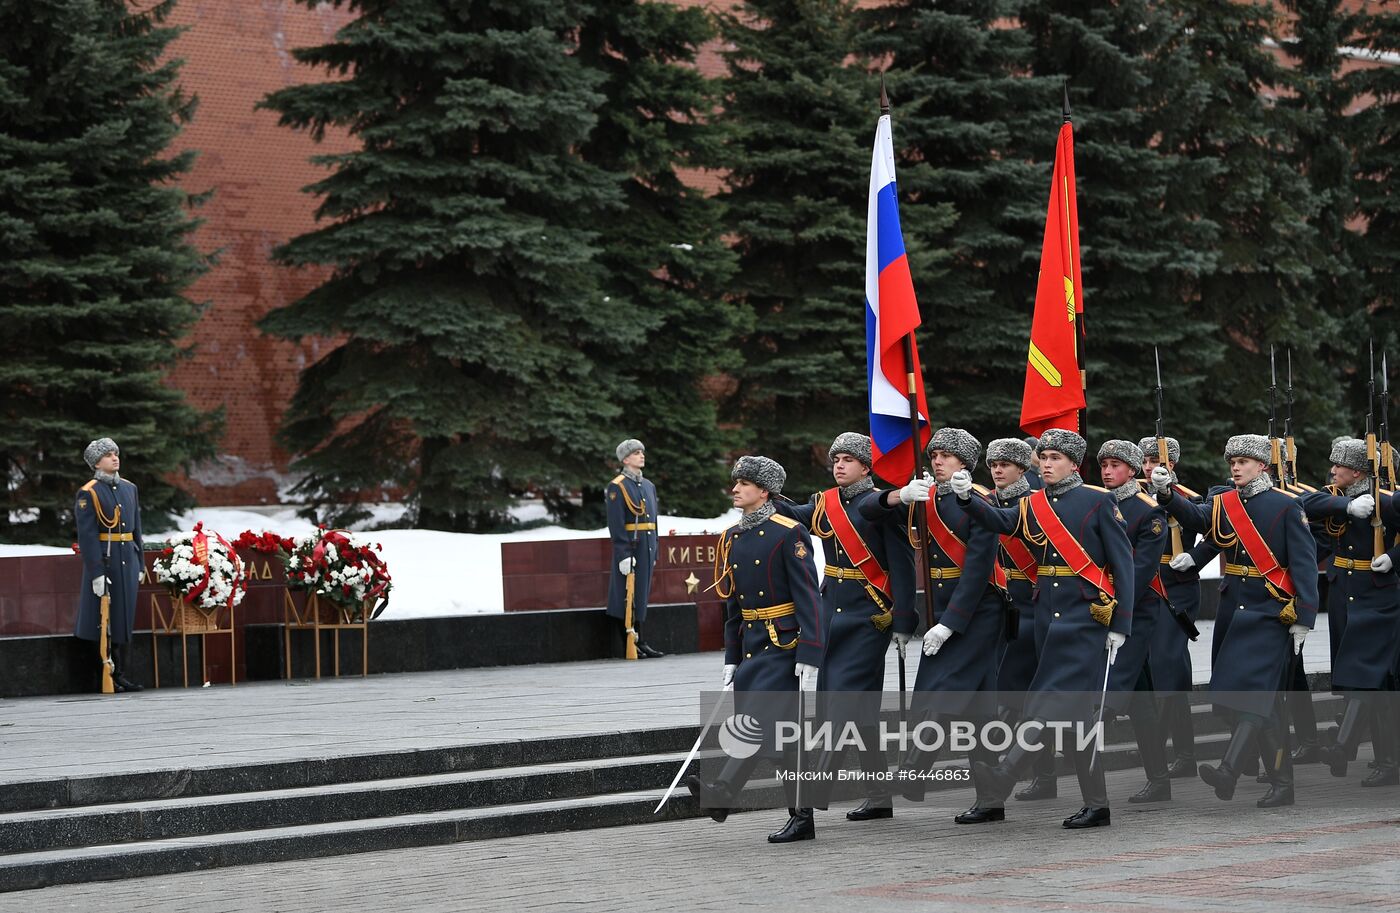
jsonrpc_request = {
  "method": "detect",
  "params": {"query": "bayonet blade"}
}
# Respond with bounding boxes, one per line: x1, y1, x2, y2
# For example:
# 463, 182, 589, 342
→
1154, 346, 1162, 389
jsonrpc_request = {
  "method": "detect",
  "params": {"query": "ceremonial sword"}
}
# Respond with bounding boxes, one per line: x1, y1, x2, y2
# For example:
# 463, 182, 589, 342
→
653, 683, 734, 814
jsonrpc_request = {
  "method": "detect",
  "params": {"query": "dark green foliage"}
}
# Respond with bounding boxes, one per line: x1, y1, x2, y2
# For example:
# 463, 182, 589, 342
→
861, 0, 1055, 455
0, 0, 218, 544
574, 0, 743, 522
259, 0, 633, 531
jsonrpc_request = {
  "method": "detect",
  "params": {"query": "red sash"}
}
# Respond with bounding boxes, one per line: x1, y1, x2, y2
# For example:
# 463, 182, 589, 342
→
1000, 535, 1040, 584
1219, 489, 1296, 596
928, 495, 1007, 589
822, 488, 891, 597
1026, 490, 1115, 597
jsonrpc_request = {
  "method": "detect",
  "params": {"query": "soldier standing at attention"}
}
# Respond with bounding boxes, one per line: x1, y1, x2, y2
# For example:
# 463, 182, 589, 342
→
957, 428, 1136, 830
1139, 436, 1203, 777
1154, 434, 1318, 807
606, 439, 663, 658
686, 456, 824, 843
777, 432, 922, 821
74, 438, 145, 693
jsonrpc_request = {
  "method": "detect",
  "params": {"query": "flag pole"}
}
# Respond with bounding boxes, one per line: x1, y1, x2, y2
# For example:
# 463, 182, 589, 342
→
882, 78, 938, 639
1063, 83, 1087, 441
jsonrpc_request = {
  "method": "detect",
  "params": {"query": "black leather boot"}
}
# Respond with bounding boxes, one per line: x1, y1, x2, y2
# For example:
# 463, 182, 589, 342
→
685, 752, 761, 823
1127, 695, 1172, 803
1256, 712, 1295, 808
1319, 698, 1367, 778
956, 743, 1007, 824
847, 797, 894, 820
1199, 719, 1259, 801
1062, 741, 1109, 828
1163, 693, 1197, 778
111, 644, 143, 693
845, 738, 891, 816
633, 623, 665, 658
975, 730, 1042, 805
1014, 737, 1057, 800
1361, 702, 1399, 788
768, 807, 815, 843
897, 741, 941, 802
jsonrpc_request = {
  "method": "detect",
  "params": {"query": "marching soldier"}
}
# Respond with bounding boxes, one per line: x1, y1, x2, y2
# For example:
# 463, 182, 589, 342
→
73, 438, 145, 693
1138, 436, 1203, 778
686, 456, 824, 843
1154, 434, 1318, 807
1301, 438, 1400, 786
1096, 441, 1173, 803
957, 428, 1135, 830
606, 439, 663, 658
777, 432, 920, 821
986, 438, 1059, 801
864, 428, 1008, 824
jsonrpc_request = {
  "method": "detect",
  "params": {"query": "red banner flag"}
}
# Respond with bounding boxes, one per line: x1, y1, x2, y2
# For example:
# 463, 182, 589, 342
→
1019, 121, 1085, 439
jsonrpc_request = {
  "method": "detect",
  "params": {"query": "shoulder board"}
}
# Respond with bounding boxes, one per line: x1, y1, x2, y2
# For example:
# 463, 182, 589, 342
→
609, 474, 625, 486
1276, 488, 1299, 499
80, 480, 98, 494
1175, 484, 1200, 498
1082, 484, 1108, 492
972, 483, 992, 496
1135, 492, 1159, 508
769, 514, 799, 529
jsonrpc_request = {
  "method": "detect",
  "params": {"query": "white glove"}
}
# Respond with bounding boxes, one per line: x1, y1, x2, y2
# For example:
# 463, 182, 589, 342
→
722, 663, 736, 688
795, 662, 819, 692
91, 576, 106, 597
922, 623, 953, 657
1373, 554, 1395, 574
1347, 494, 1375, 519
1169, 553, 1195, 572
618, 556, 636, 575
899, 473, 933, 504
1106, 631, 1126, 665
1288, 623, 1309, 655
1150, 465, 1172, 494
949, 469, 973, 499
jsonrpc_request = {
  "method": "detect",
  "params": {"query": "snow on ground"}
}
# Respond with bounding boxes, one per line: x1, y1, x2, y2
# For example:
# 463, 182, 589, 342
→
0, 504, 741, 619
1, 500, 1221, 619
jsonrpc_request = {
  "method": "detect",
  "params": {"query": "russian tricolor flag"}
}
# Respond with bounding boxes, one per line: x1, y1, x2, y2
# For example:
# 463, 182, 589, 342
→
866, 112, 930, 485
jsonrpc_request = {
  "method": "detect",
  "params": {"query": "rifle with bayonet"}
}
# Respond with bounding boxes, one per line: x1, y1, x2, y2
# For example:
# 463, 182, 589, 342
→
1269, 346, 1287, 484
1368, 341, 1384, 559
1153, 346, 1200, 641
1382, 350, 1395, 492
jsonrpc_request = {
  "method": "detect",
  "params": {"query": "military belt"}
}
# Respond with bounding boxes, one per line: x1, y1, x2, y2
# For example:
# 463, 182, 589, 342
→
741, 602, 796, 621
928, 567, 962, 580
98, 533, 134, 542
824, 565, 867, 581
1223, 563, 1265, 579
1005, 568, 1030, 581
1035, 565, 1079, 577
624, 522, 656, 532
1333, 557, 1371, 571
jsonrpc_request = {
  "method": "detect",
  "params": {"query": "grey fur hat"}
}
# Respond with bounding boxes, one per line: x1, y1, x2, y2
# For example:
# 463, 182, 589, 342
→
927, 427, 982, 471
732, 455, 786, 495
1036, 428, 1087, 466
1137, 436, 1180, 465
1328, 437, 1369, 473
1223, 434, 1271, 464
84, 438, 118, 469
1097, 439, 1145, 473
986, 437, 1034, 470
828, 431, 872, 468
615, 439, 645, 462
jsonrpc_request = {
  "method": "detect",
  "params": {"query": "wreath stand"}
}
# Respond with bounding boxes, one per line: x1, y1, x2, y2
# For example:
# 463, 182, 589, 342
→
150, 592, 237, 688
281, 590, 373, 679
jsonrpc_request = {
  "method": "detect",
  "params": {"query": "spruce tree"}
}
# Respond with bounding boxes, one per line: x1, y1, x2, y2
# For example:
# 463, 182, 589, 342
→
716, 0, 947, 492
860, 0, 1055, 453
259, 0, 629, 531
0, 0, 217, 545
575, 0, 742, 521
1018, 0, 1225, 486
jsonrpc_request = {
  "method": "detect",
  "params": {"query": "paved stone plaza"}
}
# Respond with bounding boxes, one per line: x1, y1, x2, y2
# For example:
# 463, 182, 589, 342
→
3, 616, 1395, 913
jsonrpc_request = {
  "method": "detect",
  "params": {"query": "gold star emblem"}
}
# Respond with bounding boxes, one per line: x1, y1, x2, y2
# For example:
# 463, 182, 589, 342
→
684, 572, 700, 594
